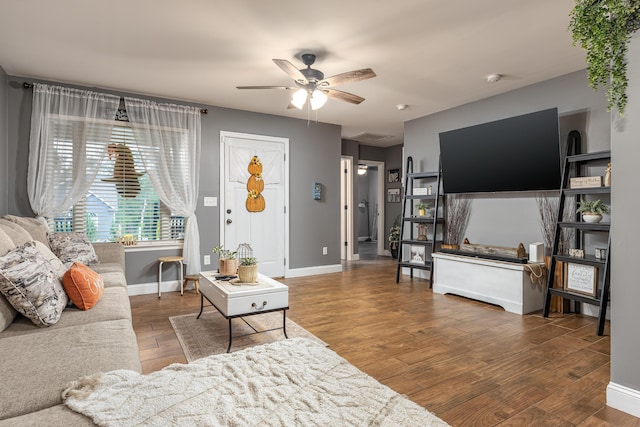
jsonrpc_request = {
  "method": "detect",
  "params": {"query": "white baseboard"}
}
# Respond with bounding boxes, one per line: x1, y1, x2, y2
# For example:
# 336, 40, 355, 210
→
285, 264, 343, 278
127, 280, 181, 296
607, 382, 640, 418
351, 254, 360, 261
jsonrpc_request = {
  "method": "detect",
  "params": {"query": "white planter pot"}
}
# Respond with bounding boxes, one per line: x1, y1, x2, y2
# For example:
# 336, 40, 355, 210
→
582, 213, 602, 223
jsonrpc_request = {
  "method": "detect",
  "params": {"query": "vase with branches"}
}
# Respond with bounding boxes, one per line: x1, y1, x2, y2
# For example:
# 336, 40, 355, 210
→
536, 193, 575, 256
443, 195, 471, 249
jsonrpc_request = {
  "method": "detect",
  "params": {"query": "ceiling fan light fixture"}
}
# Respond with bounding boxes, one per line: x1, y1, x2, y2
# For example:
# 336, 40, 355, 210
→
291, 88, 308, 109
310, 89, 328, 110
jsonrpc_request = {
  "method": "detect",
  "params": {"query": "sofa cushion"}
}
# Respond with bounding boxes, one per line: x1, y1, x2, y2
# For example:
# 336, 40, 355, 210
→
0, 218, 32, 250
48, 232, 99, 267
0, 293, 16, 332
1, 286, 132, 338
0, 318, 141, 420
62, 262, 104, 310
2, 215, 49, 247
0, 404, 94, 426
97, 270, 128, 289
0, 242, 69, 327
0, 228, 15, 258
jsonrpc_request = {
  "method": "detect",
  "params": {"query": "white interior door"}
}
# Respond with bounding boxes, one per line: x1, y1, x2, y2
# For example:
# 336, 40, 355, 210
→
340, 156, 353, 261
220, 132, 288, 278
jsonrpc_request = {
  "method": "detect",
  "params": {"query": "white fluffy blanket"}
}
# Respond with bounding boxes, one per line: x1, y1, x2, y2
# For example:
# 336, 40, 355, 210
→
63, 338, 449, 426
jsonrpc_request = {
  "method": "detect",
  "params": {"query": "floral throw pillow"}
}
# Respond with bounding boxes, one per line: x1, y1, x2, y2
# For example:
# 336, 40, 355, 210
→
0, 241, 69, 326
48, 232, 99, 267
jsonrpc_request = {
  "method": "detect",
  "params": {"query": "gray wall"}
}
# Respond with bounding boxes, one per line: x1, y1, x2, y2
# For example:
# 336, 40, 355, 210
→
610, 34, 640, 400
0, 66, 7, 216
405, 70, 610, 248
4, 76, 342, 284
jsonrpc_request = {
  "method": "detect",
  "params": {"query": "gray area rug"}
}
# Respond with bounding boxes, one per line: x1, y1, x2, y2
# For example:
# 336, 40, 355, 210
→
170, 309, 326, 361
63, 338, 450, 426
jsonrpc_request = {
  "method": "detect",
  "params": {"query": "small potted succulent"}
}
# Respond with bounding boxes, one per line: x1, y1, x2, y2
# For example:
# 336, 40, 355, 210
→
415, 201, 432, 217
238, 257, 258, 283
576, 199, 609, 223
212, 246, 238, 276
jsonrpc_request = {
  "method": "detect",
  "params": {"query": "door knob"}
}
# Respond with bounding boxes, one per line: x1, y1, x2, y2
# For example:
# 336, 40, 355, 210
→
226, 219, 232, 224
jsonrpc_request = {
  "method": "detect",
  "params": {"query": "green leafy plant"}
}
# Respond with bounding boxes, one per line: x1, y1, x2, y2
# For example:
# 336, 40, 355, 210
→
415, 201, 431, 211
239, 257, 257, 266
569, 0, 640, 115
389, 215, 401, 247
576, 199, 609, 215
212, 245, 237, 260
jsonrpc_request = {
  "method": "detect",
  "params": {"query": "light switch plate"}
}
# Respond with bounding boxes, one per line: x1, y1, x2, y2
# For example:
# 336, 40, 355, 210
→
204, 197, 217, 207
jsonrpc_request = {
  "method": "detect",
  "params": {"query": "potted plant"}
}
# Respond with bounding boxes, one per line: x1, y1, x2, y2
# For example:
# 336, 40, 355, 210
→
388, 216, 401, 259
569, 0, 640, 115
415, 201, 432, 217
212, 245, 238, 275
238, 257, 258, 283
577, 199, 609, 223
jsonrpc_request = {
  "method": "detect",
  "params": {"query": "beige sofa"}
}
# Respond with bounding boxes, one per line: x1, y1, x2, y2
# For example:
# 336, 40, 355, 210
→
0, 217, 140, 426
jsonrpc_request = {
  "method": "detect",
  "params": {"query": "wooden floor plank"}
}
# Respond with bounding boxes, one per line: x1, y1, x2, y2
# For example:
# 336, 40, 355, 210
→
130, 255, 640, 426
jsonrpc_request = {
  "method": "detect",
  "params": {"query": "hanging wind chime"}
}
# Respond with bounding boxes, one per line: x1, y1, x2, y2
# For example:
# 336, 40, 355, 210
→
246, 156, 265, 212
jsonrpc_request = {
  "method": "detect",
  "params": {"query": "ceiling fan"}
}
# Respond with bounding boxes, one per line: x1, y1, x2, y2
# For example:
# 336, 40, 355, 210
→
236, 53, 376, 110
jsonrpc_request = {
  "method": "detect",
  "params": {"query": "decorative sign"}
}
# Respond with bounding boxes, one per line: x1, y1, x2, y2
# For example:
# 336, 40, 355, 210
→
569, 176, 602, 189
387, 168, 400, 183
410, 245, 425, 264
564, 263, 597, 296
387, 188, 401, 203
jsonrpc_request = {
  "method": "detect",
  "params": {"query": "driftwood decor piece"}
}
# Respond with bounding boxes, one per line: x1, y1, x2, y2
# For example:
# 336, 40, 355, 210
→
101, 143, 145, 198
460, 238, 526, 259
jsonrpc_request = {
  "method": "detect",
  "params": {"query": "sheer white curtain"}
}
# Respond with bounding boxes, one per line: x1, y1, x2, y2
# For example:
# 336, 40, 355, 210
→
124, 98, 202, 275
28, 83, 120, 220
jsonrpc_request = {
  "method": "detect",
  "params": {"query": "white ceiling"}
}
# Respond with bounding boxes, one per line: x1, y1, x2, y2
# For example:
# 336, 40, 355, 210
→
0, 0, 587, 146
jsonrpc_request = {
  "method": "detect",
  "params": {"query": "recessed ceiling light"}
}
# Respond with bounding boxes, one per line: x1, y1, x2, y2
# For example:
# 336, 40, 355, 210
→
396, 104, 408, 111
486, 74, 502, 83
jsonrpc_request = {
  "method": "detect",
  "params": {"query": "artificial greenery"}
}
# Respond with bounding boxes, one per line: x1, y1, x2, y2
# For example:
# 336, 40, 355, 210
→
569, 0, 640, 115
239, 257, 258, 266
389, 215, 401, 247
212, 245, 237, 260
577, 199, 610, 215
415, 201, 431, 211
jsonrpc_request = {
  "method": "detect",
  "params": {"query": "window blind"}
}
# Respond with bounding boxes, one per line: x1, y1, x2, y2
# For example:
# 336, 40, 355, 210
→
50, 118, 184, 243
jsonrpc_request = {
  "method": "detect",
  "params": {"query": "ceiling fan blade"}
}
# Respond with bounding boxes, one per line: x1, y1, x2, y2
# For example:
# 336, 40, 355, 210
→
273, 59, 308, 84
236, 85, 294, 90
325, 89, 365, 105
320, 68, 376, 87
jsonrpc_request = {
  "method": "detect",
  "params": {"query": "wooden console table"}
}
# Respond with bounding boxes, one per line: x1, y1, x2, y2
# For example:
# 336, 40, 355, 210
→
432, 252, 545, 314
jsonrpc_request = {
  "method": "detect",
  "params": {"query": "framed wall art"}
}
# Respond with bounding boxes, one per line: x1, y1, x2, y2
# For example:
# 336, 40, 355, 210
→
387, 168, 400, 183
564, 263, 598, 297
387, 188, 401, 203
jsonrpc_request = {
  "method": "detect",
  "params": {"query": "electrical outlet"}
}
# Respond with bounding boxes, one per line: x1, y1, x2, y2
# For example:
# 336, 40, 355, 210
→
204, 255, 211, 265
322, 247, 328, 255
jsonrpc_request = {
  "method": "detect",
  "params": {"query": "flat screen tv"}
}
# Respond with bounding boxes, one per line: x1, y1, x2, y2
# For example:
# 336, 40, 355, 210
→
439, 108, 561, 194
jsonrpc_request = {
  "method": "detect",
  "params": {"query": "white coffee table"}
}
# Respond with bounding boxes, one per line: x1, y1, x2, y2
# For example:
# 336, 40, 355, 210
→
197, 271, 289, 352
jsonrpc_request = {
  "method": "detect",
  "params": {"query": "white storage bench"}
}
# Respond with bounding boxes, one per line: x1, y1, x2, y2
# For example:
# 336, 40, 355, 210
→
432, 252, 545, 314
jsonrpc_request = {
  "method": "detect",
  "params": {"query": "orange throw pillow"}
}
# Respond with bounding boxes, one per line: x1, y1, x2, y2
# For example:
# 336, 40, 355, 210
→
62, 262, 104, 310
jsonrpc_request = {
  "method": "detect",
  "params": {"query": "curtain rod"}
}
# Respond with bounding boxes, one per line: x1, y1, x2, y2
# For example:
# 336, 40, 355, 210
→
22, 82, 208, 114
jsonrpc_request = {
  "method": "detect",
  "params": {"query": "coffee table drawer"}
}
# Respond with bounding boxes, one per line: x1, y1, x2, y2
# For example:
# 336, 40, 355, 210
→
225, 291, 288, 316
199, 272, 289, 317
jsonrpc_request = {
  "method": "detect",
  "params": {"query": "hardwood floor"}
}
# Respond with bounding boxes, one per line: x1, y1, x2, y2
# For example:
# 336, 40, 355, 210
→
130, 256, 639, 426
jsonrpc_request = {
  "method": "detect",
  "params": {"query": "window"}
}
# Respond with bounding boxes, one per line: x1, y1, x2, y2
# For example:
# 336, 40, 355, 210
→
49, 119, 184, 244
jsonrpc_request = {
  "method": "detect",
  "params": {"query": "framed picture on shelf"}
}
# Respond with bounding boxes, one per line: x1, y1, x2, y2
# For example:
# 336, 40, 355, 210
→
409, 245, 425, 264
387, 188, 401, 203
387, 168, 400, 183
564, 263, 598, 297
